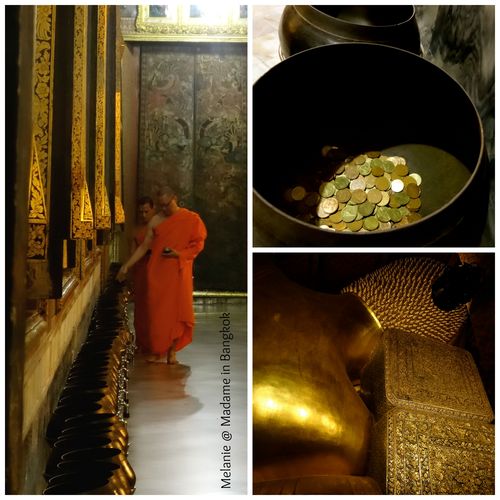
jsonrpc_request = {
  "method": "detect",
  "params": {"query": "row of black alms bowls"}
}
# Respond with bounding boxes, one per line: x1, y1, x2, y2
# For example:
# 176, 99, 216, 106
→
43, 265, 136, 494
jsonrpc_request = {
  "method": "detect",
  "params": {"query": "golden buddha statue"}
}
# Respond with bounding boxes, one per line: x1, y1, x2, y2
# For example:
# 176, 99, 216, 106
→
253, 255, 494, 495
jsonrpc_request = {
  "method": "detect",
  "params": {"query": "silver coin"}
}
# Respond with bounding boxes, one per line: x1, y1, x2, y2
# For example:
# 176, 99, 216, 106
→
391, 179, 405, 193
386, 156, 406, 165
350, 177, 366, 191
321, 197, 339, 215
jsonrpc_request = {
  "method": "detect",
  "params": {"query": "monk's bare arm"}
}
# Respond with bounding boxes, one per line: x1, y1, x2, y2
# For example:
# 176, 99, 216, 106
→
117, 217, 157, 281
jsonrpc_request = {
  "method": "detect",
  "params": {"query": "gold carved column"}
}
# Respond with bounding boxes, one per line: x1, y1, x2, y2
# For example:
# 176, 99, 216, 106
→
27, 6, 55, 297
70, 5, 94, 239
95, 6, 112, 229
114, 90, 125, 224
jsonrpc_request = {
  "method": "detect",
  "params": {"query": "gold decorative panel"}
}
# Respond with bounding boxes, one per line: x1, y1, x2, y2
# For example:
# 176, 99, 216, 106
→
342, 257, 469, 343
127, 5, 247, 43
361, 329, 494, 423
70, 6, 94, 239
370, 408, 494, 494
28, 6, 55, 260
114, 91, 125, 224
27, 139, 48, 259
95, 5, 111, 229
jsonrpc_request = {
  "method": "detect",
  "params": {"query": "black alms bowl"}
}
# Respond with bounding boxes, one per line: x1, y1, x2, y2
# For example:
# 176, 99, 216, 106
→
253, 43, 487, 247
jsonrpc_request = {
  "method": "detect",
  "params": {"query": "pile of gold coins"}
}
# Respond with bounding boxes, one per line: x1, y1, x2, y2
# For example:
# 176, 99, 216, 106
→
284, 147, 423, 232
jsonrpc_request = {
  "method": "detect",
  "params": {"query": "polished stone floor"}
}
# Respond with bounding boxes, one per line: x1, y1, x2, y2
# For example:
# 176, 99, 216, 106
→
126, 299, 247, 494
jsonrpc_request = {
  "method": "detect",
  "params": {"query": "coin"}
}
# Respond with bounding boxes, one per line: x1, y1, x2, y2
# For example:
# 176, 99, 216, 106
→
354, 154, 366, 165
403, 175, 417, 187
377, 191, 390, 206
382, 160, 395, 173
389, 208, 403, 223
399, 206, 411, 217
358, 163, 372, 176
345, 164, 360, 180
336, 188, 351, 203
394, 164, 409, 176
386, 156, 406, 165
409, 173, 422, 185
327, 212, 344, 224
333, 221, 347, 231
351, 189, 367, 204
321, 197, 339, 214
389, 194, 402, 208
408, 212, 423, 223
364, 174, 376, 189
350, 177, 366, 191
366, 151, 381, 158
359, 201, 375, 217
367, 189, 383, 204
291, 186, 306, 201
341, 205, 358, 223
391, 179, 404, 193
347, 219, 364, 232
407, 197, 422, 211
375, 206, 391, 223
319, 182, 335, 198
406, 183, 421, 198
363, 216, 379, 231
397, 192, 410, 206
334, 163, 346, 175
316, 205, 330, 218
334, 176, 350, 190
371, 163, 384, 177
375, 176, 390, 191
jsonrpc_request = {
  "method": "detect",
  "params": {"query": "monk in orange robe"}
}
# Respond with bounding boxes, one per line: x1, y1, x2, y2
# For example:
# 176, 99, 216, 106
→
130, 196, 156, 353
118, 187, 207, 364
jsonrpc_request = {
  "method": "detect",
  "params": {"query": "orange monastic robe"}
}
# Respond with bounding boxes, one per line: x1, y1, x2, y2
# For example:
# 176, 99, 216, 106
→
146, 208, 207, 355
132, 225, 150, 352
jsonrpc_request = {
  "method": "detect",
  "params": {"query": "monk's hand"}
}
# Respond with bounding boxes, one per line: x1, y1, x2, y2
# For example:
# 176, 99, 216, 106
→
116, 264, 128, 282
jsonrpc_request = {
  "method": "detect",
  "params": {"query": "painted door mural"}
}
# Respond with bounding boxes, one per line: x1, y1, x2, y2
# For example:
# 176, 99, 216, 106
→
139, 43, 247, 291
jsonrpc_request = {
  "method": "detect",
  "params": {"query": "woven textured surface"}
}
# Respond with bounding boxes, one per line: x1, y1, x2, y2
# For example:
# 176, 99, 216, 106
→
341, 257, 469, 343
369, 408, 495, 494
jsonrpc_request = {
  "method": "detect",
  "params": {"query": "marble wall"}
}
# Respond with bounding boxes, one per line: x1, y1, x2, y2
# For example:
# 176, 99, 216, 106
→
416, 5, 494, 160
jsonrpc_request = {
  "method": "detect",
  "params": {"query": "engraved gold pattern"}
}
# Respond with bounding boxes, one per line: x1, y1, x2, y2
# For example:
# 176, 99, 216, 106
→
95, 6, 111, 229
342, 257, 469, 343
371, 409, 494, 494
28, 138, 48, 225
81, 180, 94, 223
114, 91, 125, 224
28, 6, 55, 260
71, 6, 94, 239
27, 224, 47, 259
32, 6, 55, 188
132, 5, 247, 42
361, 329, 494, 423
